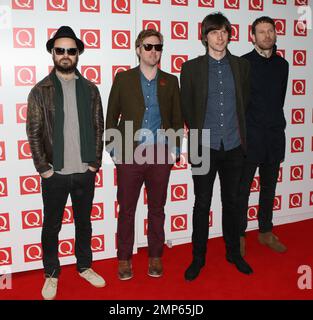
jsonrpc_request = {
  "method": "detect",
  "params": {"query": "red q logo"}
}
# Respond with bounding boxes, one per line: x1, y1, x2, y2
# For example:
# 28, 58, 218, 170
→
289, 193, 302, 208
16, 103, 27, 123
294, 20, 307, 36
311, 164, 313, 179
112, 0, 130, 13
249, 0, 263, 11
171, 184, 188, 201
58, 239, 75, 257
114, 201, 120, 218
0, 104, 3, 124
273, 0, 286, 4
171, 55, 188, 73
0, 248, 12, 265
13, 28, 35, 48
81, 66, 101, 84
198, 0, 215, 7
250, 176, 260, 192
292, 80, 306, 95
19, 175, 41, 195
95, 169, 103, 188
276, 49, 285, 58
171, 22, 188, 40
277, 167, 283, 183
142, 0, 161, 3
22, 209, 43, 229
24, 243, 42, 262
62, 207, 73, 224
18, 140, 32, 159
172, 153, 188, 170
0, 141, 5, 161
248, 25, 253, 42
47, 0, 68, 11
310, 192, 313, 206
15, 66, 36, 86
274, 19, 286, 35
171, 214, 188, 232
91, 235, 105, 252
142, 20, 161, 32
273, 195, 282, 211
291, 108, 305, 124
295, 0, 308, 5
47, 28, 58, 41
209, 211, 213, 227
112, 30, 130, 49
230, 24, 239, 41
12, 0, 34, 9
0, 214, 10, 232
172, 0, 188, 5
247, 205, 259, 221
290, 165, 304, 181
91, 203, 104, 221
224, 0, 240, 9
81, 29, 100, 49
112, 65, 131, 81
144, 218, 148, 236
293, 50, 306, 66
291, 137, 304, 153
80, 0, 100, 12
0, 178, 8, 197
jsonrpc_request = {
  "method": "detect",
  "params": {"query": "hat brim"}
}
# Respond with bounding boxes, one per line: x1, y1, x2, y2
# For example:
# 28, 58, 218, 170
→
46, 37, 84, 55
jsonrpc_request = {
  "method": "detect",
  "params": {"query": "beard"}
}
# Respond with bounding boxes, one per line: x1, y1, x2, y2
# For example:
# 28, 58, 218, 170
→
53, 55, 78, 74
256, 37, 276, 51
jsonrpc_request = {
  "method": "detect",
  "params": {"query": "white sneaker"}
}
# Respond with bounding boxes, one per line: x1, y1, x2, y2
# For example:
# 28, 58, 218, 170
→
79, 268, 106, 288
41, 277, 58, 300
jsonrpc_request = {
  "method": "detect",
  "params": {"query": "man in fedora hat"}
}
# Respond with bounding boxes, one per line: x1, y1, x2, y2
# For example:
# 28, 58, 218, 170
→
26, 26, 105, 300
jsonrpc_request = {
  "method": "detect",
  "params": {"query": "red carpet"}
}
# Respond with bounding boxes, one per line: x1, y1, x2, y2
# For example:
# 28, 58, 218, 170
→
1, 219, 313, 300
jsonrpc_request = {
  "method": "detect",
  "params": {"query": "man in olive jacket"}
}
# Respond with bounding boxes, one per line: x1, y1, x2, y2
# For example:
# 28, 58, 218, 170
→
180, 13, 253, 281
26, 26, 105, 300
105, 29, 183, 281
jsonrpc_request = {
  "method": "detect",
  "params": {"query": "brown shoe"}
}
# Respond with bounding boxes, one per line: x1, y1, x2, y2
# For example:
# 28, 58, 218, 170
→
148, 257, 163, 278
240, 236, 246, 257
258, 232, 287, 253
118, 260, 133, 280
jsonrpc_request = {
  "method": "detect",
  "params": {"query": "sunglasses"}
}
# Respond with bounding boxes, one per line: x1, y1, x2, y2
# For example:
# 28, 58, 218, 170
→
53, 47, 78, 56
141, 43, 163, 52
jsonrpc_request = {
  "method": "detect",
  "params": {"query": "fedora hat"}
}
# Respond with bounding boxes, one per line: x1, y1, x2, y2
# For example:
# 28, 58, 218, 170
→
46, 26, 84, 54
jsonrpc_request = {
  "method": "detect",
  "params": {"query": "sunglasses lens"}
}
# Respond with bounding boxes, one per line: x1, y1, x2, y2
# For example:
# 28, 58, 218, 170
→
54, 47, 78, 55
143, 44, 153, 51
154, 44, 163, 51
67, 48, 78, 55
54, 47, 65, 55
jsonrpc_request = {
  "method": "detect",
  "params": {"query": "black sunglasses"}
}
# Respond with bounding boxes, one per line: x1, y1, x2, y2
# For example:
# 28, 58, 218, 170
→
141, 43, 163, 51
53, 47, 78, 56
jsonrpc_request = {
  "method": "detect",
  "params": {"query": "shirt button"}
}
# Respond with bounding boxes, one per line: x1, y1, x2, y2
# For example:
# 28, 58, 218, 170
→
148, 83, 150, 86
220, 81, 222, 84
146, 108, 148, 110
220, 103, 223, 106
219, 71, 222, 74
147, 96, 150, 99
221, 124, 223, 127
220, 92, 223, 95
145, 120, 148, 123
221, 113, 224, 116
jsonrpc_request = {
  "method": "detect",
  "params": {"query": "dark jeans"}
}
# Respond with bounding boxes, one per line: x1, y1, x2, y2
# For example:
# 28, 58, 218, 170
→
191, 145, 244, 261
41, 170, 96, 278
238, 161, 280, 236
116, 163, 172, 260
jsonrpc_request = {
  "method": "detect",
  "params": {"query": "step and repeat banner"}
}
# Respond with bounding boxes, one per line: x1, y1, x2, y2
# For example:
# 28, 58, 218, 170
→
0, 0, 312, 273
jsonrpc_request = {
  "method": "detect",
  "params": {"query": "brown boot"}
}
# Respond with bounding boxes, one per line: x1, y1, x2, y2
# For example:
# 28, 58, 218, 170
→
240, 236, 246, 257
118, 260, 133, 280
148, 257, 163, 277
258, 232, 287, 253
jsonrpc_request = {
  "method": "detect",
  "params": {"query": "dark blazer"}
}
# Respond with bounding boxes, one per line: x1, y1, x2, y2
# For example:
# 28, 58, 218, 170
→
180, 50, 250, 153
105, 66, 183, 162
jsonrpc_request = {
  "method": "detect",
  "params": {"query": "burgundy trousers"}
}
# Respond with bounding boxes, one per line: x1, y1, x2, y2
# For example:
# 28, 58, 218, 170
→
116, 162, 172, 260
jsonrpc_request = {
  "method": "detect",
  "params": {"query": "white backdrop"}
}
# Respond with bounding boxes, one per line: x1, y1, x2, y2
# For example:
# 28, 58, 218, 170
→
0, 0, 312, 274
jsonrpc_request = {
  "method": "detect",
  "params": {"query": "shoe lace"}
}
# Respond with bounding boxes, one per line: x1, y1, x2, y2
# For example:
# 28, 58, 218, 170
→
82, 268, 99, 280
45, 277, 57, 289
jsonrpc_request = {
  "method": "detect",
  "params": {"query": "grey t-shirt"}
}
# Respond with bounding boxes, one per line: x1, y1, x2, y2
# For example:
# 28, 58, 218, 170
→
55, 74, 88, 174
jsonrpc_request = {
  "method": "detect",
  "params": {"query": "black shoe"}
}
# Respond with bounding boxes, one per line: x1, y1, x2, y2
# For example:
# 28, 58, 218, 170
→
226, 254, 253, 275
184, 260, 205, 281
